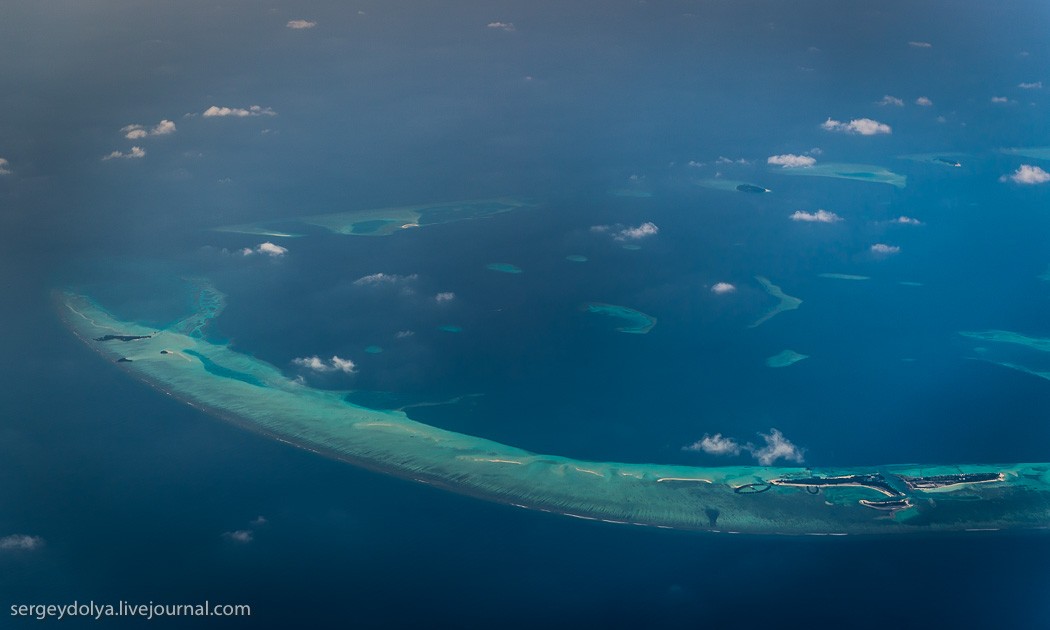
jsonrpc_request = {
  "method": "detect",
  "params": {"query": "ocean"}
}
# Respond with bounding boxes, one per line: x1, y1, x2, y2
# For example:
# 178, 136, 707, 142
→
3, 0, 1050, 627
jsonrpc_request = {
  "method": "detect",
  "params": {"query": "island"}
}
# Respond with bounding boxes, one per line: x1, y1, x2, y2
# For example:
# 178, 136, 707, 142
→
818, 273, 870, 281
214, 198, 535, 239
94, 334, 152, 342
485, 263, 523, 274
583, 302, 657, 334
749, 276, 802, 328
961, 329, 1050, 383
766, 349, 809, 368
695, 179, 771, 194
54, 281, 1050, 535
774, 162, 907, 188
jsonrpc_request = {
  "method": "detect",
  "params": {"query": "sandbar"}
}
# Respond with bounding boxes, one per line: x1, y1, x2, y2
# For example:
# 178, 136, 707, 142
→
749, 276, 802, 328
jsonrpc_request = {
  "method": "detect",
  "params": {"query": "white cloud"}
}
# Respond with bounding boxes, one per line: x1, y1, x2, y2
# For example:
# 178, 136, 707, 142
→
909, 41, 932, 48
893, 216, 923, 225
821, 117, 891, 135
102, 146, 146, 160
768, 154, 816, 168
292, 356, 327, 371
682, 428, 805, 465
1002, 164, 1050, 185
242, 242, 288, 257
286, 19, 316, 29
223, 530, 253, 543
203, 105, 277, 118
990, 96, 1011, 104
716, 156, 750, 165
871, 243, 901, 254
487, 21, 515, 31
1018, 81, 1043, 89
330, 356, 356, 373
790, 209, 842, 223
590, 222, 659, 241
711, 282, 736, 294
618, 222, 658, 240
877, 95, 904, 107
683, 433, 742, 456
352, 272, 418, 286
257, 242, 287, 256
915, 96, 933, 106
152, 119, 176, 135
0, 534, 44, 551
251, 516, 268, 526
749, 428, 804, 466
687, 160, 705, 168
435, 292, 456, 303
395, 330, 415, 339
0, 157, 10, 175
122, 119, 176, 139
293, 355, 357, 374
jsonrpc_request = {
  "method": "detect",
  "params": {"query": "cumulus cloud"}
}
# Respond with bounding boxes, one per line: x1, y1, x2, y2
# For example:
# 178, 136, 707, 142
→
749, 429, 805, 466
716, 156, 750, 165
790, 209, 842, 223
251, 516, 268, 526
893, 216, 923, 225
352, 272, 418, 286
102, 146, 146, 160
877, 95, 904, 107
241, 242, 288, 257
871, 243, 901, 254
592, 222, 659, 242
0, 534, 44, 551
293, 355, 357, 374
330, 356, 356, 373
286, 19, 316, 29
682, 428, 805, 465
223, 530, 253, 543
122, 119, 176, 139
395, 330, 415, 339
767, 154, 816, 168
683, 433, 742, 456
915, 96, 933, 106
0, 157, 10, 175
619, 222, 659, 240
687, 160, 705, 168
1018, 81, 1043, 89
487, 21, 515, 31
435, 292, 456, 303
821, 117, 891, 135
711, 282, 736, 294
990, 96, 1011, 104
257, 242, 287, 256
203, 105, 277, 118
1002, 164, 1050, 185
909, 41, 932, 48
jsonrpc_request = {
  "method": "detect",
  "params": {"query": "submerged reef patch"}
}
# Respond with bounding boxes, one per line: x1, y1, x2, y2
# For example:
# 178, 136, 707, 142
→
583, 302, 657, 334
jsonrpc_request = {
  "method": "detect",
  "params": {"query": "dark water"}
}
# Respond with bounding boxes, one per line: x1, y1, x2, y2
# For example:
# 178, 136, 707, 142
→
4, 0, 1050, 627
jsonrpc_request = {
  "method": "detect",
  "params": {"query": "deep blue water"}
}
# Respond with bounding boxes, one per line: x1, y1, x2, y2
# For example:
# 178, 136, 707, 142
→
4, 0, 1050, 627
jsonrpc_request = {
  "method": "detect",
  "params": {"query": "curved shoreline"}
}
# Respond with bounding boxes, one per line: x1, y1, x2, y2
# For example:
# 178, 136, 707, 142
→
56, 288, 1050, 535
